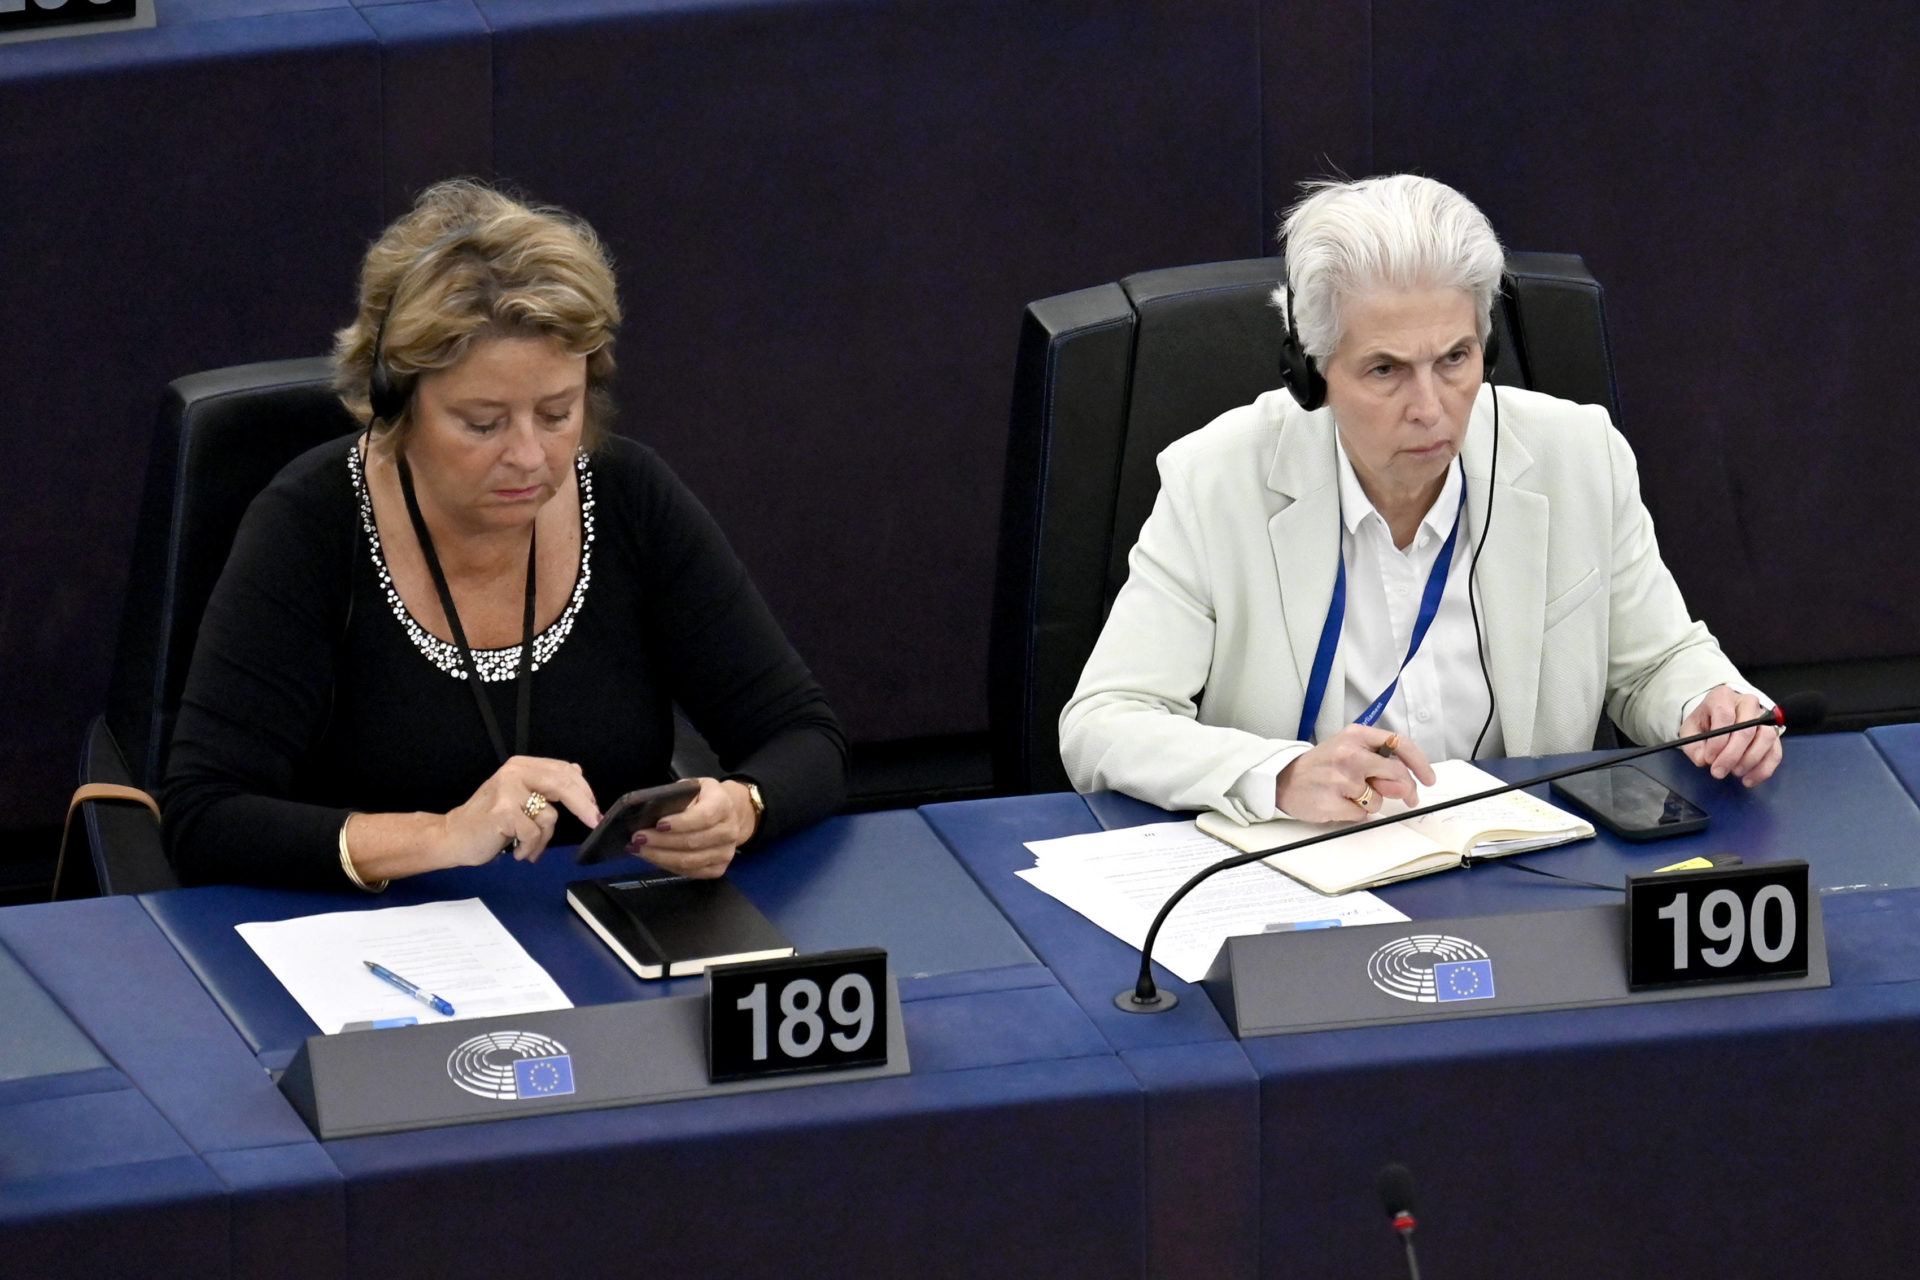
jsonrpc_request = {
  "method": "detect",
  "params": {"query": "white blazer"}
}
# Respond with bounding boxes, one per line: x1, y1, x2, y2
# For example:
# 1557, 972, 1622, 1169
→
1058, 385, 1748, 820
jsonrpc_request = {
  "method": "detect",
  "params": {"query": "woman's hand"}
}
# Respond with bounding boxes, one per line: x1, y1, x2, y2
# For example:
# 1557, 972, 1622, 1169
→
1274, 725, 1439, 823
627, 776, 758, 879
438, 755, 602, 867
1679, 686, 1782, 787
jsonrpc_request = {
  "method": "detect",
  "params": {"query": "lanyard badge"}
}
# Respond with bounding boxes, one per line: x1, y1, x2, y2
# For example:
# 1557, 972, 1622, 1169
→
1295, 470, 1465, 743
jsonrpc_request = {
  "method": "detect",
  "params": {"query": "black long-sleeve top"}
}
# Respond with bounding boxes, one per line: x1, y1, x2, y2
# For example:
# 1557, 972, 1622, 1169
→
161, 433, 847, 888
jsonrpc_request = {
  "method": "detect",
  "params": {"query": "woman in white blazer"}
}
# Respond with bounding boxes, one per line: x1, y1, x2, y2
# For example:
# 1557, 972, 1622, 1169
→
1058, 175, 1780, 824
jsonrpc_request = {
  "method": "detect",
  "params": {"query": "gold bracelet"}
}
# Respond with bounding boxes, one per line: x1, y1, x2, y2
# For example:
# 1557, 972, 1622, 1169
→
338, 813, 389, 893
741, 781, 765, 838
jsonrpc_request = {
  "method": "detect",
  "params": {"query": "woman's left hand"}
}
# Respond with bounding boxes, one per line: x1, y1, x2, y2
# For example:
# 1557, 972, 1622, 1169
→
626, 776, 758, 878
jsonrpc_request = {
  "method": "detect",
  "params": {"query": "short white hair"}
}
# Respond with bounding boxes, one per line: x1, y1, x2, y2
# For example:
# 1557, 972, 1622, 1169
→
1273, 174, 1505, 362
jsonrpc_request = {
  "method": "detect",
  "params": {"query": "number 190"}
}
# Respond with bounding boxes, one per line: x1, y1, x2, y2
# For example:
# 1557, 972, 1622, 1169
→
1655, 886, 1797, 970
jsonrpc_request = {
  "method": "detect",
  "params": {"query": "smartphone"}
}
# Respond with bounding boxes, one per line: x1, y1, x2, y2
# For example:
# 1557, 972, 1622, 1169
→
574, 779, 702, 864
1550, 765, 1710, 842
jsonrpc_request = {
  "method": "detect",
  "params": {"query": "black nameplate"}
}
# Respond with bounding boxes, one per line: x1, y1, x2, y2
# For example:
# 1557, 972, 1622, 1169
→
1627, 859, 1810, 991
277, 983, 908, 1139
1202, 900, 1829, 1038
1, 0, 137, 37
708, 948, 889, 1083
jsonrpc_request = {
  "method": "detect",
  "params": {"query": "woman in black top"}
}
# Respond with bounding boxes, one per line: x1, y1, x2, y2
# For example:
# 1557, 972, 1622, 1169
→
162, 181, 846, 890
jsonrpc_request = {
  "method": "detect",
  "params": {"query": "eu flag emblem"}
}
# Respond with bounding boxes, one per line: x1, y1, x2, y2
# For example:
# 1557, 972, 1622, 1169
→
513, 1054, 576, 1098
1433, 958, 1495, 1002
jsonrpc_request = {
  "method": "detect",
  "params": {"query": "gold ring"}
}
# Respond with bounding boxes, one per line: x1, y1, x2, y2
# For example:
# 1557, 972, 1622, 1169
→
523, 792, 548, 820
1353, 784, 1375, 810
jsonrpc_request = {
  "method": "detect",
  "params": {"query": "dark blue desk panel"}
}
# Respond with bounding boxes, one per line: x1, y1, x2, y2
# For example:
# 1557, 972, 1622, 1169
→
1869, 722, 1920, 801
1240, 888, 1920, 1278
0, 899, 344, 1280
0, 934, 227, 1279
921, 794, 1260, 1280
0, 940, 105, 1085
330, 1044, 1144, 1280
131, 809, 1165, 1279
935, 733, 1920, 1277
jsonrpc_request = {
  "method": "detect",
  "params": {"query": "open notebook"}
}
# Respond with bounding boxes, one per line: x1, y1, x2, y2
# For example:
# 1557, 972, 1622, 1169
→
1195, 759, 1594, 895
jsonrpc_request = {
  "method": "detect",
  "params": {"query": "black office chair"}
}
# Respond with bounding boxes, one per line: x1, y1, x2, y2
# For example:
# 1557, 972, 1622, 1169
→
988, 253, 1622, 797
63, 358, 356, 897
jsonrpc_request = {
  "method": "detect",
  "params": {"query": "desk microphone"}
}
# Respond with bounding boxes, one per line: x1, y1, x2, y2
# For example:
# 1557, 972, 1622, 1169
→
1115, 691, 1827, 1012
1378, 1163, 1422, 1280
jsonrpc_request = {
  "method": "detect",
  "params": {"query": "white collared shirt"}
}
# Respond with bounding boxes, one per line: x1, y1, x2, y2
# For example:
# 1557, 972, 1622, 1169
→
1332, 439, 1504, 763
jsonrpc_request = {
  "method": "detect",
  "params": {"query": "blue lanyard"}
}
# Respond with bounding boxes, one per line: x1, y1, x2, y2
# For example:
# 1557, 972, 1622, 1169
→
1295, 471, 1466, 742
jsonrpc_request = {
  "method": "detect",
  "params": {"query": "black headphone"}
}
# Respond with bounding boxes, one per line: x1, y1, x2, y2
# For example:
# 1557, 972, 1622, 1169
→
366, 224, 480, 427
1277, 277, 1503, 411
366, 307, 411, 427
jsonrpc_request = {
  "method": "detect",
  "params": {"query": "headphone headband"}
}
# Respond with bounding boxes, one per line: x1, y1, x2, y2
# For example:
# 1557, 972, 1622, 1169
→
1276, 274, 1505, 412
366, 222, 481, 427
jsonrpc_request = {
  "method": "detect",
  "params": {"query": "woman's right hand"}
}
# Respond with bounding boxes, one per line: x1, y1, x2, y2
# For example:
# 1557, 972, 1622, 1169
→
1274, 725, 1438, 823
437, 756, 602, 867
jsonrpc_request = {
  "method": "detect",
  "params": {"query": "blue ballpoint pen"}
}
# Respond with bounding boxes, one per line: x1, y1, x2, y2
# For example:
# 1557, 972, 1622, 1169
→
363, 960, 456, 1017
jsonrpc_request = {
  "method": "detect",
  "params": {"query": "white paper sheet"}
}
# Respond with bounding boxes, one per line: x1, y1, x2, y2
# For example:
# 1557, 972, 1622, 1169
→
235, 898, 573, 1034
1019, 820, 1408, 982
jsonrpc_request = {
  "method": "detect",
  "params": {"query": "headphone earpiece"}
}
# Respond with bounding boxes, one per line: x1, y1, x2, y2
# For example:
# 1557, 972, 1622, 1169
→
1277, 283, 1327, 412
366, 308, 411, 428
1280, 277, 1506, 411
365, 221, 483, 428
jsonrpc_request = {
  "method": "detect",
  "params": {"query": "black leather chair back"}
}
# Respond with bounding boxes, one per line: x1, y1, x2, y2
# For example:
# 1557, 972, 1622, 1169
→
990, 253, 1620, 795
106, 358, 358, 792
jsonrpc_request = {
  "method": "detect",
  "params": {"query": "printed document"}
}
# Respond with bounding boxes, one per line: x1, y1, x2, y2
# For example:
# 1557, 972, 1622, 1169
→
236, 898, 573, 1034
1018, 821, 1408, 982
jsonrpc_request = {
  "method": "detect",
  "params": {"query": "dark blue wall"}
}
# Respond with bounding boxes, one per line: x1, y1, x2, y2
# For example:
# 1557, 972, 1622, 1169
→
1, 5, 384, 825
3, 0, 1912, 826
1363, 0, 1920, 670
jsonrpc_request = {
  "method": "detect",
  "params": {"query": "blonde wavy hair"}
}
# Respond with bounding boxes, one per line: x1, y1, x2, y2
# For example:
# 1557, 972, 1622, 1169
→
333, 179, 621, 451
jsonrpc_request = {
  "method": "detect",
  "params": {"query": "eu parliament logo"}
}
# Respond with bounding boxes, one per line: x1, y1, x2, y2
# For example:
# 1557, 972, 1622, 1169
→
447, 1030, 575, 1101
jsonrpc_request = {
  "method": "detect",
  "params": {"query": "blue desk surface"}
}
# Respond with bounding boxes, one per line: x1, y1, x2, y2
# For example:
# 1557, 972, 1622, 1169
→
933, 732, 1920, 1278
4, 808, 1180, 1280
16, 735, 1917, 1279
952, 735, 1920, 1043
142, 808, 1042, 1066
1088, 732, 1920, 909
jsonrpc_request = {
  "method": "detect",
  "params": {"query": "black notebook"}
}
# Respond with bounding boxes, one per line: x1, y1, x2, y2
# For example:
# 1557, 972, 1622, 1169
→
567, 874, 795, 979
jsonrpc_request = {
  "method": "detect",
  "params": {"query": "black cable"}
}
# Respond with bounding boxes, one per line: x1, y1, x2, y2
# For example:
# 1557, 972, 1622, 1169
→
1468, 379, 1500, 758
1480, 856, 1622, 893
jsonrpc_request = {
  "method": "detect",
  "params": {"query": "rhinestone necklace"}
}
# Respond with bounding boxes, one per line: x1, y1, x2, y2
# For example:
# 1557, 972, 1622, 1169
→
350, 447, 595, 681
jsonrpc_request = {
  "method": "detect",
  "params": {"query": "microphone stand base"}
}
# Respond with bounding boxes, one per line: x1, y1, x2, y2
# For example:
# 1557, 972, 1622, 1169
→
1115, 989, 1178, 1013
